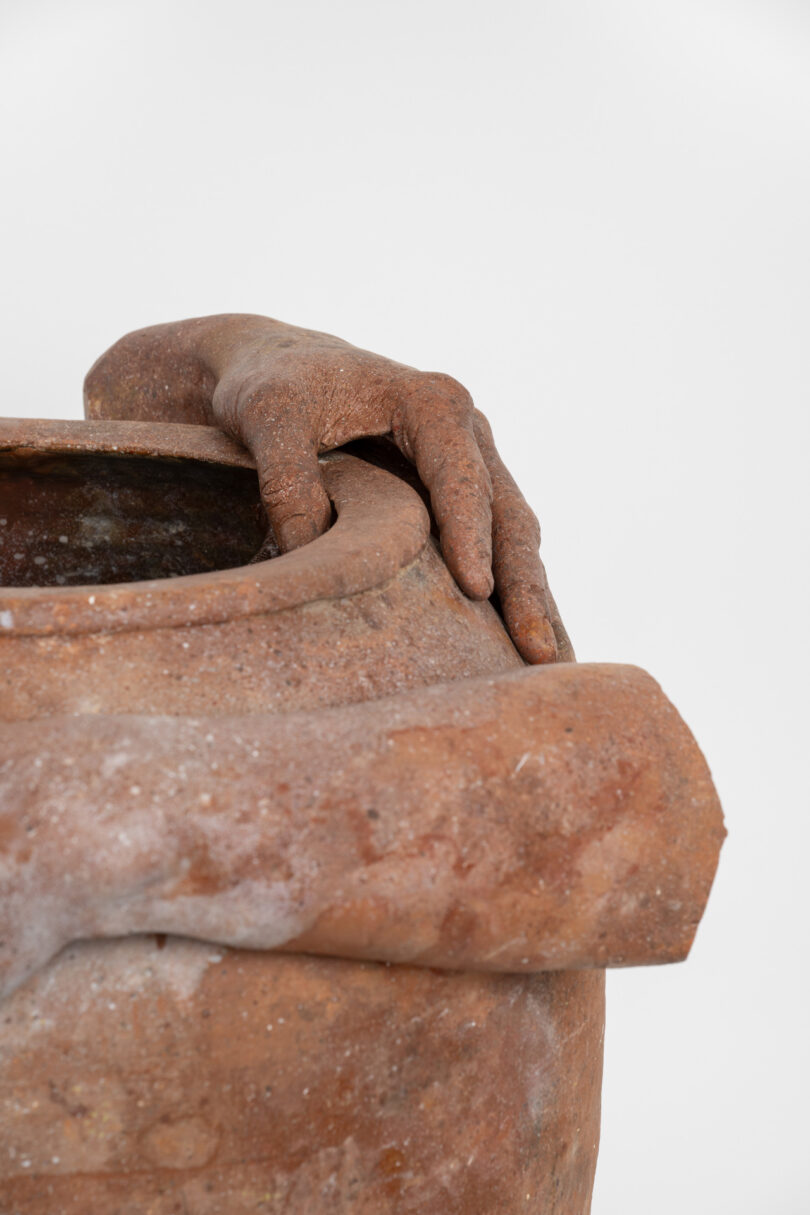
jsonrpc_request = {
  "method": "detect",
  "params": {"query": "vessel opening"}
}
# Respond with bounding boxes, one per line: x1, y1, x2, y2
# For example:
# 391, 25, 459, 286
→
0, 451, 273, 587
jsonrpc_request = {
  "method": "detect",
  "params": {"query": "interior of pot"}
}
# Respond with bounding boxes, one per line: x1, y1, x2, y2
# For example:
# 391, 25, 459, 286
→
0, 450, 273, 587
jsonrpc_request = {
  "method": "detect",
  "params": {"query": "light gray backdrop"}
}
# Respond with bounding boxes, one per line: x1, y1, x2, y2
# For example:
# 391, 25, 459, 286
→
2, 2, 808, 1211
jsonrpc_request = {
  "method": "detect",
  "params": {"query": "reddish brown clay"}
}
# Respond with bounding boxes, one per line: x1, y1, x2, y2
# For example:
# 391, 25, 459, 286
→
1, 663, 722, 993
0, 950, 605, 1215
82, 314, 571, 664
0, 416, 723, 1213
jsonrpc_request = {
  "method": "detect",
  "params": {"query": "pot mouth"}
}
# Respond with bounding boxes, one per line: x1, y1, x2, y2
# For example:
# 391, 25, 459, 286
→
0, 420, 430, 638
0, 449, 274, 590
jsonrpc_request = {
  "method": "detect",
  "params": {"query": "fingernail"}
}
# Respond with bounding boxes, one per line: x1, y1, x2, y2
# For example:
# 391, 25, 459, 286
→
522, 618, 558, 665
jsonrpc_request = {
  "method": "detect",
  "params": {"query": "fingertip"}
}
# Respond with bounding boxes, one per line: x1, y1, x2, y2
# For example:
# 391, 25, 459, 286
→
461, 568, 496, 601
443, 544, 494, 600
509, 611, 558, 665
439, 512, 494, 601
257, 463, 332, 555
276, 512, 326, 554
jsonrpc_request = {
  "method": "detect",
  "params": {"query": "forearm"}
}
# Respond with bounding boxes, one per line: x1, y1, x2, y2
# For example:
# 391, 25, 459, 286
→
0, 665, 723, 998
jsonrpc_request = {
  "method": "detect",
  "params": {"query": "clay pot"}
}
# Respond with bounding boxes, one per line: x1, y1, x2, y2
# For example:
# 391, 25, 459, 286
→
0, 420, 721, 1213
0, 421, 521, 719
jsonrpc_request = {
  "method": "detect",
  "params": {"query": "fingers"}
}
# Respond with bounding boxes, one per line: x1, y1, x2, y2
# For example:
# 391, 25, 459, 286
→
210, 357, 568, 664
395, 379, 494, 600
473, 409, 572, 665
250, 423, 332, 554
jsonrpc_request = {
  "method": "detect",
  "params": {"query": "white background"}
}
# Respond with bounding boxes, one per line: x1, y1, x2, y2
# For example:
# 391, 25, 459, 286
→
1, 2, 808, 1211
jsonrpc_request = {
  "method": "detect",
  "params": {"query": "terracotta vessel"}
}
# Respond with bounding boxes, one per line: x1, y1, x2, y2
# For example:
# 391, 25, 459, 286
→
0, 420, 724, 1213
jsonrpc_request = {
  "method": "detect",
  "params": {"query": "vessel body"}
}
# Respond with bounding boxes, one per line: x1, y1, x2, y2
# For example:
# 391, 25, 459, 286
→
0, 421, 604, 1213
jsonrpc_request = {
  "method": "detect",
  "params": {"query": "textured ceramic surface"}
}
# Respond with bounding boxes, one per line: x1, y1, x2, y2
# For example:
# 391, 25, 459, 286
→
0, 420, 723, 1213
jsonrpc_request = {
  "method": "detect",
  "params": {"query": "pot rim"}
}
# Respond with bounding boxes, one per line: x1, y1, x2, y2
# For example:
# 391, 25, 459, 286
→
0, 418, 430, 638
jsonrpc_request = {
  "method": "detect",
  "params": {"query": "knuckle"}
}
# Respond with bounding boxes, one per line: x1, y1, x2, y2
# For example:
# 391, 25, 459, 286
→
417, 371, 474, 422
425, 370, 470, 397
237, 383, 275, 420
229, 373, 293, 424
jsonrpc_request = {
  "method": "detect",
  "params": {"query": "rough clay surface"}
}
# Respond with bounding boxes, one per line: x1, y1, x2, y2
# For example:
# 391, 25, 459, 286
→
0, 418, 723, 1213
0, 942, 605, 1214
1, 664, 724, 998
80, 314, 572, 664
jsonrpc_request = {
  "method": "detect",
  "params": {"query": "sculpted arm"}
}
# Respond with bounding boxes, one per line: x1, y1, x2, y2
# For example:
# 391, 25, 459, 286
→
84, 314, 570, 662
0, 666, 723, 999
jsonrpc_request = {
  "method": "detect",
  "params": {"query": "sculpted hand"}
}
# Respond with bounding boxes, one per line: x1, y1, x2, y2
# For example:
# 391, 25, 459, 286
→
84, 314, 571, 663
